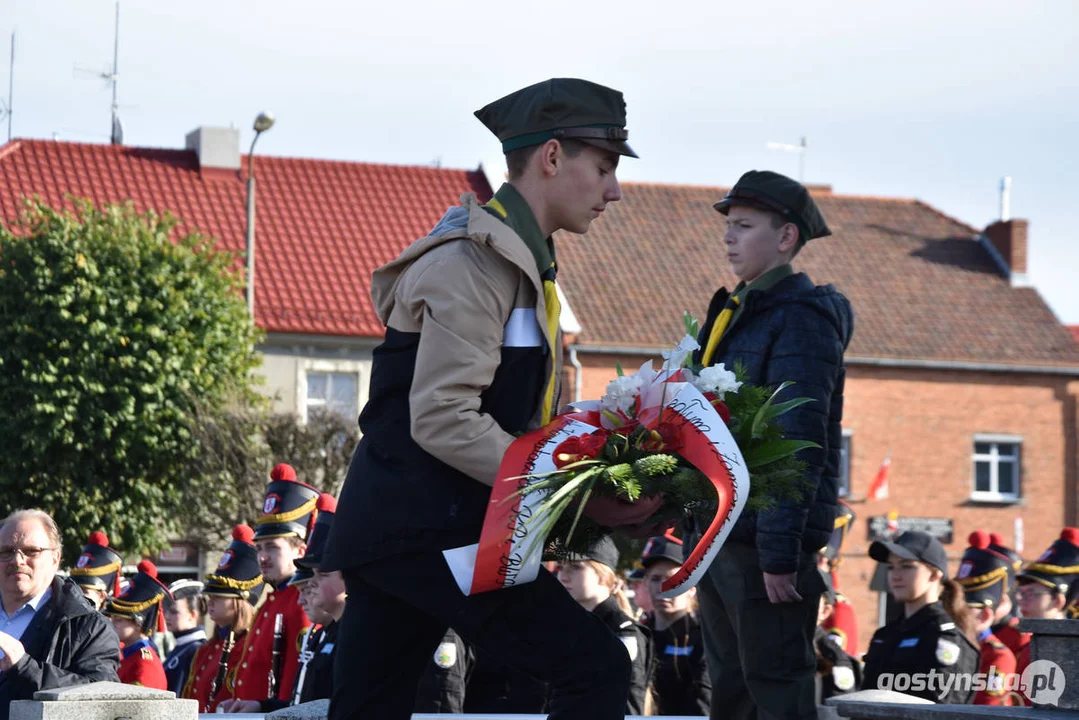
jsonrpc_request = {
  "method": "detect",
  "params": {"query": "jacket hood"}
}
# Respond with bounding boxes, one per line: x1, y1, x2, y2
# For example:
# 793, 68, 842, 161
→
753, 273, 854, 350
370, 193, 539, 326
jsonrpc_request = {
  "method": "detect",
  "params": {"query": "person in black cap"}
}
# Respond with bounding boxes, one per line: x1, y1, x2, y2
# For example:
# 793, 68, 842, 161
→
640, 533, 711, 716
814, 569, 861, 704
861, 531, 979, 704
68, 531, 123, 611
163, 578, 206, 696
954, 532, 1018, 706
323, 78, 645, 720
690, 169, 853, 720
104, 559, 171, 690
557, 536, 651, 716
1013, 527, 1079, 678
985, 531, 1026, 657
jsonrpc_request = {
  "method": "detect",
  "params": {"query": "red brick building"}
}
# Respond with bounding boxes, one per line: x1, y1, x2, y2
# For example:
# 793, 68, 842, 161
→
3, 137, 1077, 651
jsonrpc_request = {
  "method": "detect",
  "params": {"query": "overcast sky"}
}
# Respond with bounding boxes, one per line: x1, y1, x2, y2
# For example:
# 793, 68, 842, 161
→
3, 0, 1077, 322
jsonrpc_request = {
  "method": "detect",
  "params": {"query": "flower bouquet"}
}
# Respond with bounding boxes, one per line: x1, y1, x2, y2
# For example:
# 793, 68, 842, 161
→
443, 314, 818, 598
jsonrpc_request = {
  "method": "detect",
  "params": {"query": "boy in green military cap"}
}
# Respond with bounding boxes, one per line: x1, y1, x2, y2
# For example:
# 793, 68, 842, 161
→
324, 78, 649, 720
691, 170, 854, 719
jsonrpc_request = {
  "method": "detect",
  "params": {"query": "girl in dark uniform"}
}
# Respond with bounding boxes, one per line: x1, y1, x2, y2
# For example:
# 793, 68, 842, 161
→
863, 531, 979, 704
557, 537, 651, 715
640, 534, 711, 716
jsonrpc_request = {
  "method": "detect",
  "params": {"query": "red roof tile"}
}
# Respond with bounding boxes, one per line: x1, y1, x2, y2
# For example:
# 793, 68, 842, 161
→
1070, 326, 1079, 345
556, 182, 1079, 368
0, 139, 492, 337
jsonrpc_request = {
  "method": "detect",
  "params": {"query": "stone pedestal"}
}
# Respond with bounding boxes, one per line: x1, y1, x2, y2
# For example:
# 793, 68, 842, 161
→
266, 699, 329, 719
10, 682, 196, 720
1018, 618, 1079, 710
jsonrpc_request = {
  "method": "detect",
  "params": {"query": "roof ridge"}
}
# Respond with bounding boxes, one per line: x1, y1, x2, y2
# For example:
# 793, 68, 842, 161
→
619, 178, 924, 205
909, 198, 981, 235
0, 139, 24, 162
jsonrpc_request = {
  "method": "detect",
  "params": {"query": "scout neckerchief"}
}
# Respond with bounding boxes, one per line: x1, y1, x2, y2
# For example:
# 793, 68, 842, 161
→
701, 263, 793, 367
484, 184, 559, 424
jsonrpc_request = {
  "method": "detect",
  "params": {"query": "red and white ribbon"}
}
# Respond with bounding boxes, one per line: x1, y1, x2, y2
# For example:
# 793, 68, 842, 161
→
443, 383, 748, 597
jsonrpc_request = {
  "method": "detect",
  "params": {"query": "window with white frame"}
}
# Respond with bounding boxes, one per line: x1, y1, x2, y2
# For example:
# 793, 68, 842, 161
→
971, 435, 1021, 501
305, 371, 359, 423
838, 431, 852, 497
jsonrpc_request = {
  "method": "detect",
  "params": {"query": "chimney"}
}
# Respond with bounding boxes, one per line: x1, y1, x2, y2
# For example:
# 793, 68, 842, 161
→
982, 219, 1031, 288
184, 127, 240, 179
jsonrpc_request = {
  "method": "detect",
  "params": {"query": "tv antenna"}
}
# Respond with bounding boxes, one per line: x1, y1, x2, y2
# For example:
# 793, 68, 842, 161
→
74, 2, 123, 144
1, 31, 13, 143
766, 136, 807, 182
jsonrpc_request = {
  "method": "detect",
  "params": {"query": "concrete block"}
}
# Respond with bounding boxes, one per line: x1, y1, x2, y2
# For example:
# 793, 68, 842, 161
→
1018, 618, 1079, 709
10, 681, 196, 720
266, 699, 329, 719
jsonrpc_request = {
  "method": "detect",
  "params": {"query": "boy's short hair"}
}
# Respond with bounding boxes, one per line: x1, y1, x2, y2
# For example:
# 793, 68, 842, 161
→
506, 138, 588, 181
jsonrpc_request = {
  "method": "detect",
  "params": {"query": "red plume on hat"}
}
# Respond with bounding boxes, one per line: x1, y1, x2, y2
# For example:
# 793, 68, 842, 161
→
88, 531, 110, 547
1062, 528, 1079, 547
307, 492, 337, 538
233, 524, 255, 545
271, 464, 297, 482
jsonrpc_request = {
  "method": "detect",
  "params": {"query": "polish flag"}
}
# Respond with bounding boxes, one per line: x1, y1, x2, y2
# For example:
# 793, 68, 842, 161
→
868, 456, 891, 501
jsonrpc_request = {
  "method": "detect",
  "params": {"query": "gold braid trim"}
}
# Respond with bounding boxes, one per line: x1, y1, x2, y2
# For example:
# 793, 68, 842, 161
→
70, 560, 121, 577
109, 595, 163, 615
205, 574, 264, 591
256, 496, 317, 525
956, 566, 1009, 591
1024, 562, 1079, 575
834, 514, 851, 530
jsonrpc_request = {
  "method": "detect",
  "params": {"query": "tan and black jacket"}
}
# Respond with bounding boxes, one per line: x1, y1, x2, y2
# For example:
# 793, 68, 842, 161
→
323, 192, 562, 568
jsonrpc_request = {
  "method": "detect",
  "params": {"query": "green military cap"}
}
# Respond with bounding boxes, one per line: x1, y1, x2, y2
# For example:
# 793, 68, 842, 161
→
475, 78, 638, 158
714, 170, 832, 242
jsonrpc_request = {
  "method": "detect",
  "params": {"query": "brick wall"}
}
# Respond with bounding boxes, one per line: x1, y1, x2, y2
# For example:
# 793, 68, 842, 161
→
569, 350, 1079, 655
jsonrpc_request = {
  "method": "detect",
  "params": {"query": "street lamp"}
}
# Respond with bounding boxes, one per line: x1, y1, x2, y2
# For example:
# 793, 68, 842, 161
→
246, 110, 275, 318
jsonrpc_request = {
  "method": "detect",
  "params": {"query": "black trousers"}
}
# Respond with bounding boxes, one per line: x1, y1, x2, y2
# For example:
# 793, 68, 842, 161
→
697, 543, 824, 720
328, 551, 631, 720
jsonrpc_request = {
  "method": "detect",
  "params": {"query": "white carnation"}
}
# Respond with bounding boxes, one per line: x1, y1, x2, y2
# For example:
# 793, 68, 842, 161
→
694, 364, 742, 399
601, 374, 643, 415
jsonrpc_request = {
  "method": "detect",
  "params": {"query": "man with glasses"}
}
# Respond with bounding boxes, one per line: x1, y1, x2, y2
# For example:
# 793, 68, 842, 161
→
0, 509, 120, 718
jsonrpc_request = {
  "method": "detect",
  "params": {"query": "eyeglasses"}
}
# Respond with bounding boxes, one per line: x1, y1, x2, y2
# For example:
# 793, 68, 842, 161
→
1016, 586, 1053, 599
0, 546, 57, 563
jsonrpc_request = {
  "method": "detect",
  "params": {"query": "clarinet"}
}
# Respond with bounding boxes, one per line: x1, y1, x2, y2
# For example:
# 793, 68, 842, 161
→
290, 626, 317, 706
268, 613, 285, 700
206, 630, 235, 713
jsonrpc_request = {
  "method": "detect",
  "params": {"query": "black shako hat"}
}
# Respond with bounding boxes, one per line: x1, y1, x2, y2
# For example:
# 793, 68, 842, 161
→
254, 463, 321, 542
291, 493, 337, 585
69, 530, 123, 594
204, 524, 265, 606
1018, 528, 1079, 601
475, 78, 637, 158
105, 559, 172, 634
955, 531, 1011, 609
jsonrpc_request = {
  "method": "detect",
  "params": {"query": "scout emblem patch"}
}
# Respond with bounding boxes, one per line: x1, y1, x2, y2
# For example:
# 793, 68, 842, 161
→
935, 638, 960, 665
621, 635, 639, 661
217, 550, 234, 570
832, 665, 856, 691
76, 553, 92, 568
434, 641, 457, 669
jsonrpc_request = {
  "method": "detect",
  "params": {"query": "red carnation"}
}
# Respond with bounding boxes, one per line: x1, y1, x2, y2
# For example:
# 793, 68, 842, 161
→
553, 430, 608, 469
641, 422, 683, 452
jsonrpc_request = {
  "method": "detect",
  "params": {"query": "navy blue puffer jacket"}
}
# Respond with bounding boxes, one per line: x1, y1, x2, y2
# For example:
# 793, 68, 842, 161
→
693, 272, 854, 574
